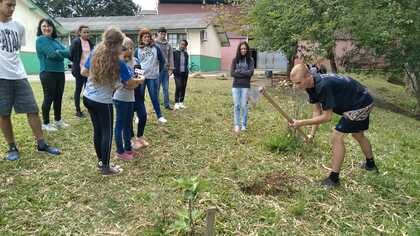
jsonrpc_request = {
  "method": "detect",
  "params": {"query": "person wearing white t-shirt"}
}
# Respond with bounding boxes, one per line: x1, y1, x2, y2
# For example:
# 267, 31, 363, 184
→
0, 0, 61, 161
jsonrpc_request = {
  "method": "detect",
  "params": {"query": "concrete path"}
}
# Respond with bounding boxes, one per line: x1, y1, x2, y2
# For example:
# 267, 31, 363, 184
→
27, 72, 75, 81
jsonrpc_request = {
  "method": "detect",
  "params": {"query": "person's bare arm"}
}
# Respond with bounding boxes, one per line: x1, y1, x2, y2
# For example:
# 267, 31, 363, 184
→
124, 76, 145, 90
81, 66, 89, 77
289, 106, 332, 128
308, 103, 322, 140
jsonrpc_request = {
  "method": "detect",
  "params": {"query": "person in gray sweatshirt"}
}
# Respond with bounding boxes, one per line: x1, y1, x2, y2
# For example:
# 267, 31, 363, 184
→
134, 28, 167, 124
155, 27, 174, 110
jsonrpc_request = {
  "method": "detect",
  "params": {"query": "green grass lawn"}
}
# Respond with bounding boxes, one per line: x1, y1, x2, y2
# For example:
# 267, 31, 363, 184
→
348, 72, 418, 114
0, 77, 419, 235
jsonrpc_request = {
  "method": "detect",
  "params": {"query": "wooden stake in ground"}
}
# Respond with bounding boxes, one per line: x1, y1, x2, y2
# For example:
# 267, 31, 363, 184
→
259, 87, 307, 141
205, 207, 217, 236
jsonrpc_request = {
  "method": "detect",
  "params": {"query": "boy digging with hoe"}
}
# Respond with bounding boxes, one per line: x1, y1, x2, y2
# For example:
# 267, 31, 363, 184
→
288, 64, 378, 187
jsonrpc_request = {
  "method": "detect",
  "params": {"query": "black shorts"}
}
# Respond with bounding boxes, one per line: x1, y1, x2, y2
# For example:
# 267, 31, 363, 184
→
335, 116, 370, 133
0, 79, 39, 116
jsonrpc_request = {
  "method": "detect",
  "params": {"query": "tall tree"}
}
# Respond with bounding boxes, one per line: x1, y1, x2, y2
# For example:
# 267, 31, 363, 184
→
346, 0, 420, 115
210, 0, 256, 38
301, 0, 347, 73
253, 0, 348, 74
33, 0, 73, 18
252, 0, 309, 76
251, 0, 420, 113
33, 0, 139, 17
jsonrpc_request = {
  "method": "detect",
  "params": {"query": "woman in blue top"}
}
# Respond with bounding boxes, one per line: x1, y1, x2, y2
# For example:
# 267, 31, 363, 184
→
81, 27, 127, 176
35, 18, 70, 132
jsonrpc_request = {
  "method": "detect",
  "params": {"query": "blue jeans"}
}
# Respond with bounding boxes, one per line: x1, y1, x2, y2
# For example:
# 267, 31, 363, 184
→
145, 78, 162, 118
158, 69, 170, 107
114, 100, 134, 154
232, 88, 249, 128
133, 84, 147, 138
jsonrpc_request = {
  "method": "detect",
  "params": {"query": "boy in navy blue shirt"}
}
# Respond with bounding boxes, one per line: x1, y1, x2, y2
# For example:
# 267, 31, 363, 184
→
289, 64, 378, 187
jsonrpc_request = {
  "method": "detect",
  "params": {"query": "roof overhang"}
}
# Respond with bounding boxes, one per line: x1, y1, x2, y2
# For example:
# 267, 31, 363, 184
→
213, 25, 230, 47
23, 0, 68, 35
57, 13, 212, 33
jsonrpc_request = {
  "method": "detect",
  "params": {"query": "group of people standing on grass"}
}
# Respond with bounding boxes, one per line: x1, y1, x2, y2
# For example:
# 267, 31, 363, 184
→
43, 24, 191, 176
0, 0, 193, 176
1, 0, 377, 187
0, 0, 255, 176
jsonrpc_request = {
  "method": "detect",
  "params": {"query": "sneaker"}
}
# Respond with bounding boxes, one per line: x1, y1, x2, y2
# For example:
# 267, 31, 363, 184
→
132, 138, 144, 150
97, 161, 103, 170
132, 137, 149, 149
320, 177, 340, 188
101, 166, 122, 176
125, 150, 135, 156
140, 138, 150, 147
359, 162, 379, 173
174, 103, 180, 110
126, 150, 144, 158
42, 123, 57, 132
55, 120, 70, 129
241, 126, 247, 131
234, 126, 240, 134
165, 106, 173, 110
37, 144, 61, 155
179, 103, 186, 109
75, 111, 85, 118
158, 117, 168, 124
97, 161, 121, 171
115, 152, 134, 160
6, 148, 20, 161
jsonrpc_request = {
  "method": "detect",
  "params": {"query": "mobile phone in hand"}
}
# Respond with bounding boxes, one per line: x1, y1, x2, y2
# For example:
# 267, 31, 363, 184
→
134, 65, 144, 77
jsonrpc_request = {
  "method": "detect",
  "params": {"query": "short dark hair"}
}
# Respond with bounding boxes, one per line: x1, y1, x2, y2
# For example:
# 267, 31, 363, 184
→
37, 18, 58, 38
180, 39, 188, 45
78, 25, 89, 33
157, 27, 167, 33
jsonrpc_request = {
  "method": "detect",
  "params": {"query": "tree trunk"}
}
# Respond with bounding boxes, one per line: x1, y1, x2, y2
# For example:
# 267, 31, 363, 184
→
415, 96, 420, 117
413, 76, 420, 116
327, 47, 338, 73
403, 65, 420, 116
287, 44, 298, 79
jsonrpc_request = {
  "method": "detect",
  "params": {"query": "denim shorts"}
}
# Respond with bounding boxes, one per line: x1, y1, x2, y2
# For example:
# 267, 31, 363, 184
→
0, 79, 39, 116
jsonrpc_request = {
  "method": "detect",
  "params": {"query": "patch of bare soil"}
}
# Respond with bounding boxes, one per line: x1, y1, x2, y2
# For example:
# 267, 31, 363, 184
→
240, 172, 305, 197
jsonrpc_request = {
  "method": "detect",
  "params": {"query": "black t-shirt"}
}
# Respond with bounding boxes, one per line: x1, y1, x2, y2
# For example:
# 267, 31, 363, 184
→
306, 74, 373, 115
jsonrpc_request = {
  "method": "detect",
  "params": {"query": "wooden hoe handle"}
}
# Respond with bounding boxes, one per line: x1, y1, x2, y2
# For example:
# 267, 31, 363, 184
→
259, 87, 307, 140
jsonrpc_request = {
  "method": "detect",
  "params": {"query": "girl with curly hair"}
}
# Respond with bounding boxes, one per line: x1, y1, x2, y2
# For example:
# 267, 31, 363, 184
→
81, 27, 127, 176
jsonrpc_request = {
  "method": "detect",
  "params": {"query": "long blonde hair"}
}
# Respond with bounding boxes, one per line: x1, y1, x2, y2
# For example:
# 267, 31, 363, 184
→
122, 36, 135, 66
90, 27, 124, 86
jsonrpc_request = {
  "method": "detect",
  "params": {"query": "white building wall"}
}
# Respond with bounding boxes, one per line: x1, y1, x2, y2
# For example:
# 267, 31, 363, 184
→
200, 25, 221, 58
14, 0, 44, 52
187, 29, 201, 55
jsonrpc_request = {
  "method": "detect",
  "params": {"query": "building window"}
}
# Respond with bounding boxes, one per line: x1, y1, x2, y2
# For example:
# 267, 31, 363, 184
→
200, 30, 207, 42
167, 33, 187, 49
